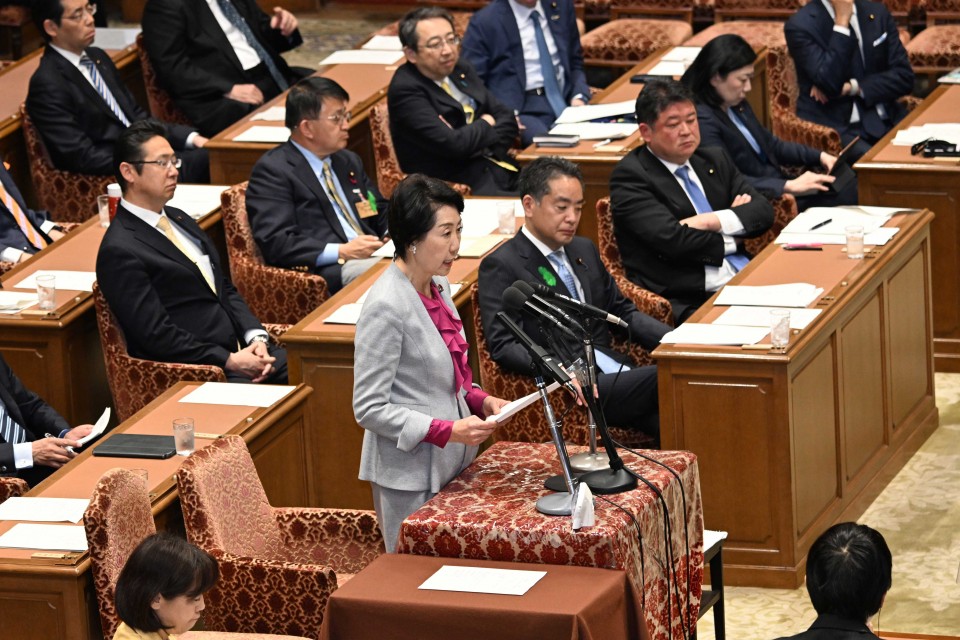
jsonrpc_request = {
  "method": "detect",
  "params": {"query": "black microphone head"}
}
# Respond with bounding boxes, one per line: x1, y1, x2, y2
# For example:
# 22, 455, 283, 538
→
512, 280, 535, 297
529, 281, 550, 295
502, 286, 528, 311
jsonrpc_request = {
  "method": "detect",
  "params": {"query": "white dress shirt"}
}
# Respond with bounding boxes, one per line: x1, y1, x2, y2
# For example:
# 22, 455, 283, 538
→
507, 0, 566, 94
204, 0, 263, 70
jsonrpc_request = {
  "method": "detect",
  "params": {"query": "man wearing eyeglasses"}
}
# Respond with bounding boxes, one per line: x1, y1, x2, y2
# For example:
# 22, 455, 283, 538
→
245, 78, 388, 294
387, 7, 520, 197
26, 0, 210, 183
96, 119, 287, 384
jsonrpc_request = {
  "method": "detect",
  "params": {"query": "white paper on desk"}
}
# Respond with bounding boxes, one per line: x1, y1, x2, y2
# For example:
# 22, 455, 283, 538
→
460, 235, 504, 258
661, 323, 770, 345
250, 106, 287, 122
776, 227, 900, 246
93, 27, 140, 50
0, 291, 38, 312
938, 68, 960, 84
548, 122, 636, 140
179, 382, 295, 407
419, 565, 547, 596
319, 50, 404, 66
0, 498, 90, 523
0, 523, 87, 551
232, 126, 291, 143
324, 303, 365, 325
167, 184, 229, 219
661, 46, 702, 62
461, 198, 520, 237
12, 270, 97, 292
715, 284, 824, 308
647, 60, 689, 77
554, 100, 635, 124
713, 306, 822, 330
486, 381, 562, 423
892, 123, 960, 146
781, 207, 890, 236
361, 35, 403, 51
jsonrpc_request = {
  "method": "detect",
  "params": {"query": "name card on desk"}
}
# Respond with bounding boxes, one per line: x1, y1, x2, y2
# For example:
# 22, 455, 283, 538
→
419, 565, 546, 596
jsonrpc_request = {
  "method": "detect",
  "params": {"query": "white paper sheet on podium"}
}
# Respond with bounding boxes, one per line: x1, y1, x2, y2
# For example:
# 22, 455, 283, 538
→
554, 100, 634, 124
0, 291, 38, 313
419, 565, 546, 596
319, 50, 404, 66
12, 270, 97, 292
0, 498, 90, 523
324, 303, 365, 325
361, 35, 402, 51
250, 106, 287, 121
232, 126, 291, 143
167, 184, 229, 219
548, 122, 637, 140
179, 382, 295, 407
776, 227, 900, 246
660, 323, 770, 345
714, 283, 824, 308
0, 523, 88, 551
713, 306, 822, 330
780, 207, 891, 236
486, 381, 562, 423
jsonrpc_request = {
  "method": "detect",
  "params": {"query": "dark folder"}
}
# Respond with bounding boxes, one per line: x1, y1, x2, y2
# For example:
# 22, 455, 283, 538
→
93, 434, 177, 460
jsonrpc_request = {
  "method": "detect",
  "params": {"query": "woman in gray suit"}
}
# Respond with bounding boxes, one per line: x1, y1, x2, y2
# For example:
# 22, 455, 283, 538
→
353, 175, 511, 551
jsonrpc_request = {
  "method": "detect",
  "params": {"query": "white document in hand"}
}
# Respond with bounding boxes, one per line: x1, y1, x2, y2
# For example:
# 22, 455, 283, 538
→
486, 381, 562, 423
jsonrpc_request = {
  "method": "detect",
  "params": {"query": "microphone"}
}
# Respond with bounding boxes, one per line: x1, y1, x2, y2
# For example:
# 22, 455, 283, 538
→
529, 281, 629, 328
495, 312, 575, 392
511, 281, 586, 336
503, 286, 581, 340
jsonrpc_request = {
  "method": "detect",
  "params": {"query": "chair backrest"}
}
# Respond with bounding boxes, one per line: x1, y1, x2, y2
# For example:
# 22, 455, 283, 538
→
20, 104, 111, 223
369, 101, 407, 199
177, 435, 286, 560
135, 33, 192, 125
83, 468, 156, 640
220, 182, 263, 264
766, 45, 800, 114
0, 477, 28, 502
594, 197, 631, 281
743, 193, 798, 257
374, 11, 473, 36
713, 0, 805, 20
923, 0, 960, 24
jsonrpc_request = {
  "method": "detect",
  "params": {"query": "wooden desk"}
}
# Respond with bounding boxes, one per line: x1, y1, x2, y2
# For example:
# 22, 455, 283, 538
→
0, 381, 312, 640
855, 85, 960, 372
654, 210, 938, 588
206, 62, 397, 185
0, 207, 225, 426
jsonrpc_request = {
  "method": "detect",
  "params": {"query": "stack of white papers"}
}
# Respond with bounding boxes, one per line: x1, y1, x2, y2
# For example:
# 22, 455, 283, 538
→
647, 46, 702, 76
548, 122, 636, 140
0, 291, 38, 314
892, 123, 960, 146
319, 50, 404, 66
250, 106, 286, 122
232, 126, 291, 143
713, 306, 822, 330
12, 270, 97, 292
361, 35, 403, 51
554, 100, 634, 125
661, 323, 770, 345
0, 498, 90, 523
776, 227, 900, 246
780, 207, 892, 236
419, 565, 546, 596
167, 184, 229, 219
0, 523, 87, 551
715, 283, 824, 308
179, 382, 295, 407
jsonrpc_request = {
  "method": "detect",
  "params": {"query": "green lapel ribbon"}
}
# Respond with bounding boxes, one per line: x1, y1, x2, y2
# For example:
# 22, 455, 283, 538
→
538, 266, 556, 287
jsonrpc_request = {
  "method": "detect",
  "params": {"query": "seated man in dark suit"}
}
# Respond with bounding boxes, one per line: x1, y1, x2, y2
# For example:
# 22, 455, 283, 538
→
785, 0, 914, 163
0, 354, 93, 486
246, 78, 388, 294
478, 157, 671, 437
775, 522, 891, 640
0, 160, 66, 264
96, 120, 286, 383
462, 0, 590, 146
27, 0, 210, 183
142, 0, 309, 137
610, 79, 774, 324
388, 7, 520, 197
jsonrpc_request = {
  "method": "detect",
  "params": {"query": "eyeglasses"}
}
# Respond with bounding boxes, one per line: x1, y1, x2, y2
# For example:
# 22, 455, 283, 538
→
128, 157, 182, 170
324, 111, 352, 125
420, 35, 461, 52
63, 3, 97, 21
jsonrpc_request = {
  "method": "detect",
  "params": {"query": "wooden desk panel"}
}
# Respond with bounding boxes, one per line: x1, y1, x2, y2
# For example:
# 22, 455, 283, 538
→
856, 84, 960, 372
654, 211, 938, 588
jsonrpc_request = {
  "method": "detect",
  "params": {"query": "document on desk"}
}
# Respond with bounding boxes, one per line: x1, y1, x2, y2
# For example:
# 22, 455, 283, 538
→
0, 523, 88, 551
12, 270, 97, 292
232, 126, 291, 143
179, 382, 295, 407
715, 284, 824, 308
319, 50, 404, 66
486, 381, 561, 423
892, 123, 960, 146
419, 565, 547, 596
776, 227, 900, 246
361, 35, 402, 51
459, 235, 504, 258
661, 323, 770, 345
0, 498, 90, 523
714, 306, 822, 330
461, 198, 520, 237
92, 28, 140, 50
781, 207, 891, 236
167, 185, 229, 219
250, 106, 287, 121
324, 303, 365, 325
0, 291, 38, 313
548, 122, 637, 140
554, 100, 635, 124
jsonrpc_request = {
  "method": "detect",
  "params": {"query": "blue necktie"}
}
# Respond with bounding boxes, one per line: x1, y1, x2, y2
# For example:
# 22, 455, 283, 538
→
548, 250, 580, 300
530, 11, 566, 118
676, 166, 749, 271
215, 0, 288, 92
80, 54, 130, 126
728, 108, 767, 163
0, 400, 27, 446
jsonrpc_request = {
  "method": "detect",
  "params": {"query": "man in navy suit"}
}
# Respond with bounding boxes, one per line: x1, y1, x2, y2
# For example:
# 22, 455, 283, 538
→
246, 77, 389, 294
785, 0, 914, 162
462, 0, 590, 146
0, 161, 65, 264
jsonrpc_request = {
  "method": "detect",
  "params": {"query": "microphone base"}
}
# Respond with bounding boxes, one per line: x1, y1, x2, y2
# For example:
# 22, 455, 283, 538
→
544, 472, 573, 493
579, 467, 638, 495
569, 451, 610, 472
536, 491, 573, 516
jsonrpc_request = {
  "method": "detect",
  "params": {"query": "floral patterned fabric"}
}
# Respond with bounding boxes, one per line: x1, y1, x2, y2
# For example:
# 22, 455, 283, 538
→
0, 4, 30, 58
744, 193, 797, 256
398, 441, 704, 640
176, 436, 383, 638
135, 33, 193, 125
581, 19, 693, 67
0, 477, 28, 502
906, 24, 960, 73
684, 20, 787, 48
374, 11, 473, 37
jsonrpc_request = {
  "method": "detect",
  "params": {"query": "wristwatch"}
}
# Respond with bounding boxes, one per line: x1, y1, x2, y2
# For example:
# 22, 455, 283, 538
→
249, 335, 269, 345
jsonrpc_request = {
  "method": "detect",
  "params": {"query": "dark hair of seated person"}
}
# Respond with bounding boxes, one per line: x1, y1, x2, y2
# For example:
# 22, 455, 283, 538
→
680, 34, 757, 109
114, 532, 219, 633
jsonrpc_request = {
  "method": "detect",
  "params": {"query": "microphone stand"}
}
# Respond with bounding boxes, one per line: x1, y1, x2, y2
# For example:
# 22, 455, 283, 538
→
569, 316, 610, 473
533, 374, 579, 516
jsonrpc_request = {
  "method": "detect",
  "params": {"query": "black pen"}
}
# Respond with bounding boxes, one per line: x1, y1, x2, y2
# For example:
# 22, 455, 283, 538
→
809, 218, 832, 231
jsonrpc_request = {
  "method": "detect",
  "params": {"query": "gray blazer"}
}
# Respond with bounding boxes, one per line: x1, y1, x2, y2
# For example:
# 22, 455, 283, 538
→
354, 262, 477, 493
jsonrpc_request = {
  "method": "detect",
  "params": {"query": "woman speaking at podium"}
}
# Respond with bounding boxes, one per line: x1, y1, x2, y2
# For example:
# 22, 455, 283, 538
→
353, 174, 510, 552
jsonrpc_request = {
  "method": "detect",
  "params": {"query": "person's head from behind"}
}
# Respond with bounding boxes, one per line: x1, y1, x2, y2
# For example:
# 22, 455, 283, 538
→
114, 119, 180, 210
399, 7, 460, 82
115, 533, 219, 635
518, 157, 584, 252
635, 79, 700, 165
388, 174, 463, 277
806, 522, 892, 623
680, 34, 756, 109
286, 77, 352, 158
34, 0, 96, 52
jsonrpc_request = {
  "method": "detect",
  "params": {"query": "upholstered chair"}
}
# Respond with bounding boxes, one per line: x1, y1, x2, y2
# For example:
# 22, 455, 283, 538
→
135, 33, 193, 124
906, 0, 960, 75
743, 194, 798, 257
580, 18, 693, 68
0, 477, 28, 503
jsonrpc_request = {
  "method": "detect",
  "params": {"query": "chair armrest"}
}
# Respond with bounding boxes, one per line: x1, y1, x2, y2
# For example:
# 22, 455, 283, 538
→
449, 182, 472, 196
771, 107, 843, 155
275, 508, 384, 574
899, 94, 922, 113
229, 256, 329, 326
614, 274, 673, 327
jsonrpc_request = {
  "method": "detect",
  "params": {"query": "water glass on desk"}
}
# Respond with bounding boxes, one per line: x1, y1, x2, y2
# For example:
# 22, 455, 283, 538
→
36, 275, 56, 310
846, 225, 865, 259
497, 202, 516, 235
96, 195, 111, 228
173, 418, 195, 456
770, 309, 791, 350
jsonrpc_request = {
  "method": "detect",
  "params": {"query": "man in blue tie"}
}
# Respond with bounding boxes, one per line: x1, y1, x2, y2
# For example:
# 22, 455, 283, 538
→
610, 79, 774, 323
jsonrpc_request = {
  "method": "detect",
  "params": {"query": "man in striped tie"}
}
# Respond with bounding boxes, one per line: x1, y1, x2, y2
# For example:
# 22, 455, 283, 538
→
0, 354, 93, 486
27, 0, 210, 183
0, 161, 66, 265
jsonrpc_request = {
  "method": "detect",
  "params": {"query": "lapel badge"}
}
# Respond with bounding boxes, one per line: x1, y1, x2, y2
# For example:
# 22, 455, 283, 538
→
348, 171, 358, 185
869, 13, 875, 19
538, 266, 557, 287
708, 168, 715, 174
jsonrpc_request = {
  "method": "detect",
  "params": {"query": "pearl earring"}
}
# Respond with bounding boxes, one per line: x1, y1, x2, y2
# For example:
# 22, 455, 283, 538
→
411, 244, 417, 255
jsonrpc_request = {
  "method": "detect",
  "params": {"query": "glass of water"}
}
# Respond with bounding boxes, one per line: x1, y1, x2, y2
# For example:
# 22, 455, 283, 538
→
173, 417, 195, 456
769, 309, 791, 350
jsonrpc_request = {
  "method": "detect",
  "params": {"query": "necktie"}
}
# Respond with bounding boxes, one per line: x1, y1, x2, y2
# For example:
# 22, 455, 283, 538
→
676, 166, 749, 271
728, 108, 768, 163
79, 55, 130, 127
214, 0, 288, 91
0, 181, 47, 251
440, 80, 475, 124
530, 10, 566, 118
321, 161, 363, 236
0, 400, 27, 446
156, 215, 216, 292
548, 250, 580, 300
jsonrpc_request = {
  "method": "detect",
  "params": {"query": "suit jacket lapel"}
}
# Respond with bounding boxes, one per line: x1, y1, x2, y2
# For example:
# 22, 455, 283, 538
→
496, 0, 527, 90
48, 48, 124, 124
284, 145, 350, 243
638, 147, 697, 219
730, 103, 778, 168
515, 231, 571, 298
330, 153, 377, 236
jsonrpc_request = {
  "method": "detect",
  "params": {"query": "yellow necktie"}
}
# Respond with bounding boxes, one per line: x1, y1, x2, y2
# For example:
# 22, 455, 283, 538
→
156, 215, 215, 292
322, 162, 363, 235
0, 181, 47, 251
440, 81, 517, 174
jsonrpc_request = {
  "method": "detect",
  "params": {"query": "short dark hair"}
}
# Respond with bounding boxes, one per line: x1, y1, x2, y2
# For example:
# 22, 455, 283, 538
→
115, 533, 219, 633
805, 522, 892, 622
32, 0, 65, 42
518, 156, 583, 202
388, 174, 463, 260
680, 35, 756, 108
398, 7, 455, 50
113, 119, 169, 191
285, 77, 350, 129
635, 79, 696, 127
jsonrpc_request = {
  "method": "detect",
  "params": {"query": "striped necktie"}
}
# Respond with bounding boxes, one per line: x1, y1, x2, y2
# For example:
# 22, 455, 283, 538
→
548, 250, 580, 301
214, 0, 288, 92
321, 161, 363, 235
0, 399, 27, 446
0, 180, 47, 251
79, 54, 130, 127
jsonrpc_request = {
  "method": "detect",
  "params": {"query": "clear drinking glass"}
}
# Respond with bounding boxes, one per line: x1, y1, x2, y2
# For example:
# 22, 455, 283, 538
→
769, 309, 791, 349
173, 418, 195, 457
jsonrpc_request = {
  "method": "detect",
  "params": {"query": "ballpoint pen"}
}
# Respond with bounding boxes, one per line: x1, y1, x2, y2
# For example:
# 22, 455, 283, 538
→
809, 218, 832, 231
